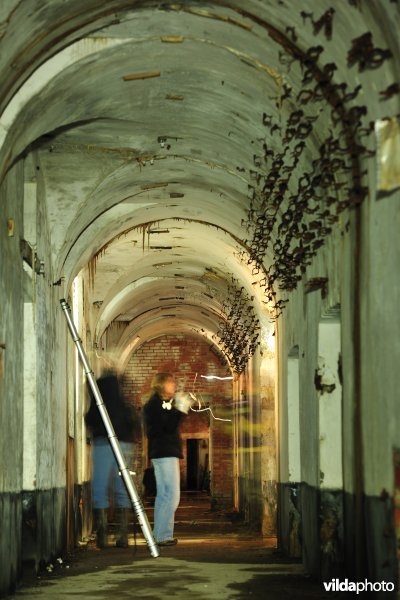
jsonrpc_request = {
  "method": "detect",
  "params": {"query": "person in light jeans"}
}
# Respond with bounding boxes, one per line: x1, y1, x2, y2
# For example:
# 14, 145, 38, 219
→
85, 370, 139, 548
143, 373, 187, 546
92, 438, 134, 509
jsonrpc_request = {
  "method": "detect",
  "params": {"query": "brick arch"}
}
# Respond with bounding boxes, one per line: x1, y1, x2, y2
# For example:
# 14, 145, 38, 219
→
122, 334, 234, 507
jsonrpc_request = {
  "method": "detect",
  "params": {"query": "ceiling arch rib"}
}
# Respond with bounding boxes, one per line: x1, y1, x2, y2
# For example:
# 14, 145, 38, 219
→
105, 292, 262, 375
0, 0, 285, 119
4, 0, 396, 176
115, 317, 231, 375
55, 157, 252, 284
88, 219, 270, 334
2, 0, 397, 118
109, 303, 223, 351
97, 276, 259, 376
1, 8, 281, 178
85, 215, 267, 373
95, 274, 227, 342
0, 0, 143, 115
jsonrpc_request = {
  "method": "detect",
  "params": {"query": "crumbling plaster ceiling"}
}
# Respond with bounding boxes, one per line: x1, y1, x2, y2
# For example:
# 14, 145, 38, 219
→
1, 1, 399, 371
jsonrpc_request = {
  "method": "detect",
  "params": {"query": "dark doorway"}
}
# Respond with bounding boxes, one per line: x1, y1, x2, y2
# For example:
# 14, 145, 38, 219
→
187, 439, 209, 491
187, 439, 199, 490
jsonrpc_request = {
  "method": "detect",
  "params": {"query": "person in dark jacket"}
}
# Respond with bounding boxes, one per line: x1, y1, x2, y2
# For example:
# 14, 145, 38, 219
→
143, 372, 188, 546
85, 369, 138, 548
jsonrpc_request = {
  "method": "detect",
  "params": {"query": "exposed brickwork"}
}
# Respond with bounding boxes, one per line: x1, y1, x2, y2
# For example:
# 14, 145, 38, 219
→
121, 335, 233, 506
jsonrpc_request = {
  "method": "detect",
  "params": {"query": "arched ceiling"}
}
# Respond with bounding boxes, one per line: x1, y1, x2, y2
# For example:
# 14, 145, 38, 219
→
0, 1, 399, 372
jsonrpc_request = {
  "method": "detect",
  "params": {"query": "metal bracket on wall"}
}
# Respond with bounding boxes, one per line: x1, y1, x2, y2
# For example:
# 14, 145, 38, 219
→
7, 219, 14, 236
0, 343, 5, 380
20, 239, 45, 276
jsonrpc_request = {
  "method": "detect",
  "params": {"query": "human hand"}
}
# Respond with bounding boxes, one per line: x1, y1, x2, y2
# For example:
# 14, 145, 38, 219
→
174, 391, 192, 414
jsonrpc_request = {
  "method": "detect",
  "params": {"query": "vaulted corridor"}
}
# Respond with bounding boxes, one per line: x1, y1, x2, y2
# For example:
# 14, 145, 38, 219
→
0, 1, 400, 598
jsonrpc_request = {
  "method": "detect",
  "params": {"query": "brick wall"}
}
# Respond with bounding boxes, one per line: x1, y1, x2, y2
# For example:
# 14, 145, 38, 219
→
121, 335, 233, 507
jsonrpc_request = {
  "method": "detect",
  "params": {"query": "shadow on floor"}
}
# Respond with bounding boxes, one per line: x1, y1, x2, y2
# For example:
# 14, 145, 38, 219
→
12, 492, 349, 599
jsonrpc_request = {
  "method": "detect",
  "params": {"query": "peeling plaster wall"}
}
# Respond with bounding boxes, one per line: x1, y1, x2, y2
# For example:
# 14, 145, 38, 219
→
360, 185, 400, 495
359, 168, 400, 588
277, 168, 400, 585
0, 161, 24, 491
259, 350, 276, 536
277, 219, 349, 578
19, 156, 69, 578
0, 161, 24, 596
35, 156, 68, 487
23, 179, 38, 493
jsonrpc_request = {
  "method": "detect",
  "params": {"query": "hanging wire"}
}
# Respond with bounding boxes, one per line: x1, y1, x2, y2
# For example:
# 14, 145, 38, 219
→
188, 392, 232, 422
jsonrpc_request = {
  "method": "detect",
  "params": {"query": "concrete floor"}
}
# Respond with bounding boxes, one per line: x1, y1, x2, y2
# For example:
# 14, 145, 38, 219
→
11, 494, 348, 599
13, 539, 344, 600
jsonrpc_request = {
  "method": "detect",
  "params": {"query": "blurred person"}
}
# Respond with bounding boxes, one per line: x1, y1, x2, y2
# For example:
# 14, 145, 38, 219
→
85, 369, 139, 548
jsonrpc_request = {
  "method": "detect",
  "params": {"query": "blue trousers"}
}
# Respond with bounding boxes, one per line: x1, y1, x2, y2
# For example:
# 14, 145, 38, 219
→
152, 457, 180, 542
92, 437, 133, 509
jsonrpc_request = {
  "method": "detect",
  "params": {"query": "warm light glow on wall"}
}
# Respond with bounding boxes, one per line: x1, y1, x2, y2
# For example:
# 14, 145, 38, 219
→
263, 330, 275, 353
72, 276, 81, 418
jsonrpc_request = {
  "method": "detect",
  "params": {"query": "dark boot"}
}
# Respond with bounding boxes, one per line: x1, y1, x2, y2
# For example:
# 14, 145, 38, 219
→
94, 508, 108, 548
115, 508, 129, 548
